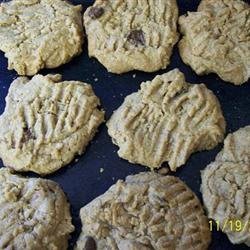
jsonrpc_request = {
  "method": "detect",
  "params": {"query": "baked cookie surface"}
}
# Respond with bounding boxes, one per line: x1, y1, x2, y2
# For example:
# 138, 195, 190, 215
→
76, 172, 211, 250
216, 125, 250, 164
84, 0, 179, 74
179, 0, 250, 85
0, 0, 83, 75
201, 126, 250, 245
0, 168, 74, 250
0, 74, 104, 175
107, 69, 225, 171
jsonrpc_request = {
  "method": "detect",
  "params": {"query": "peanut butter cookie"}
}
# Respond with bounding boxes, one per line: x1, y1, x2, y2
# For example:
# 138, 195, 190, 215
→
0, 0, 83, 75
179, 0, 250, 85
107, 69, 225, 171
76, 172, 211, 250
0, 168, 74, 249
201, 126, 250, 245
84, 0, 179, 74
0, 74, 104, 175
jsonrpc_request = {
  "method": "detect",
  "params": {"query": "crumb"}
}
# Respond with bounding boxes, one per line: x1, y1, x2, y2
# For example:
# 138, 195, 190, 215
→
94, 78, 98, 82
158, 167, 169, 175
75, 158, 79, 163
132, 74, 136, 78
100, 168, 104, 173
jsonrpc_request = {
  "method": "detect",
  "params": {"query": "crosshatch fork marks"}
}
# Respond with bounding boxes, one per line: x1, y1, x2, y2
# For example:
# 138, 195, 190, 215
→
0, 74, 105, 175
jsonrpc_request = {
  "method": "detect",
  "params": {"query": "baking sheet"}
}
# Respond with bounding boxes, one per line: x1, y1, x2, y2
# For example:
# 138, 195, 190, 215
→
0, 0, 250, 249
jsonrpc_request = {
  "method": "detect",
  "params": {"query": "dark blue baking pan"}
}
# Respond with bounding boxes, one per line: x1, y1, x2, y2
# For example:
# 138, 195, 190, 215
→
0, 0, 249, 249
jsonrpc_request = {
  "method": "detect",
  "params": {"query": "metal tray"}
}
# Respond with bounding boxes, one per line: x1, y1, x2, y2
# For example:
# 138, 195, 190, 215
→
0, 0, 249, 249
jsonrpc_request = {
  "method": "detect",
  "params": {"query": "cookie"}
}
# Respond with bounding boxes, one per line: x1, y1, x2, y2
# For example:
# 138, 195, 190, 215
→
75, 172, 211, 250
107, 69, 225, 171
84, 0, 179, 74
0, 168, 74, 249
0, 74, 105, 175
201, 126, 250, 245
178, 0, 250, 85
0, 0, 83, 76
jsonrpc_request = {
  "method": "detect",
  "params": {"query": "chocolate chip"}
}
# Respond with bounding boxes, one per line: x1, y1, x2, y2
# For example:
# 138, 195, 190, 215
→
127, 30, 145, 46
84, 236, 96, 250
88, 6, 104, 19
11, 139, 16, 149
21, 127, 36, 144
